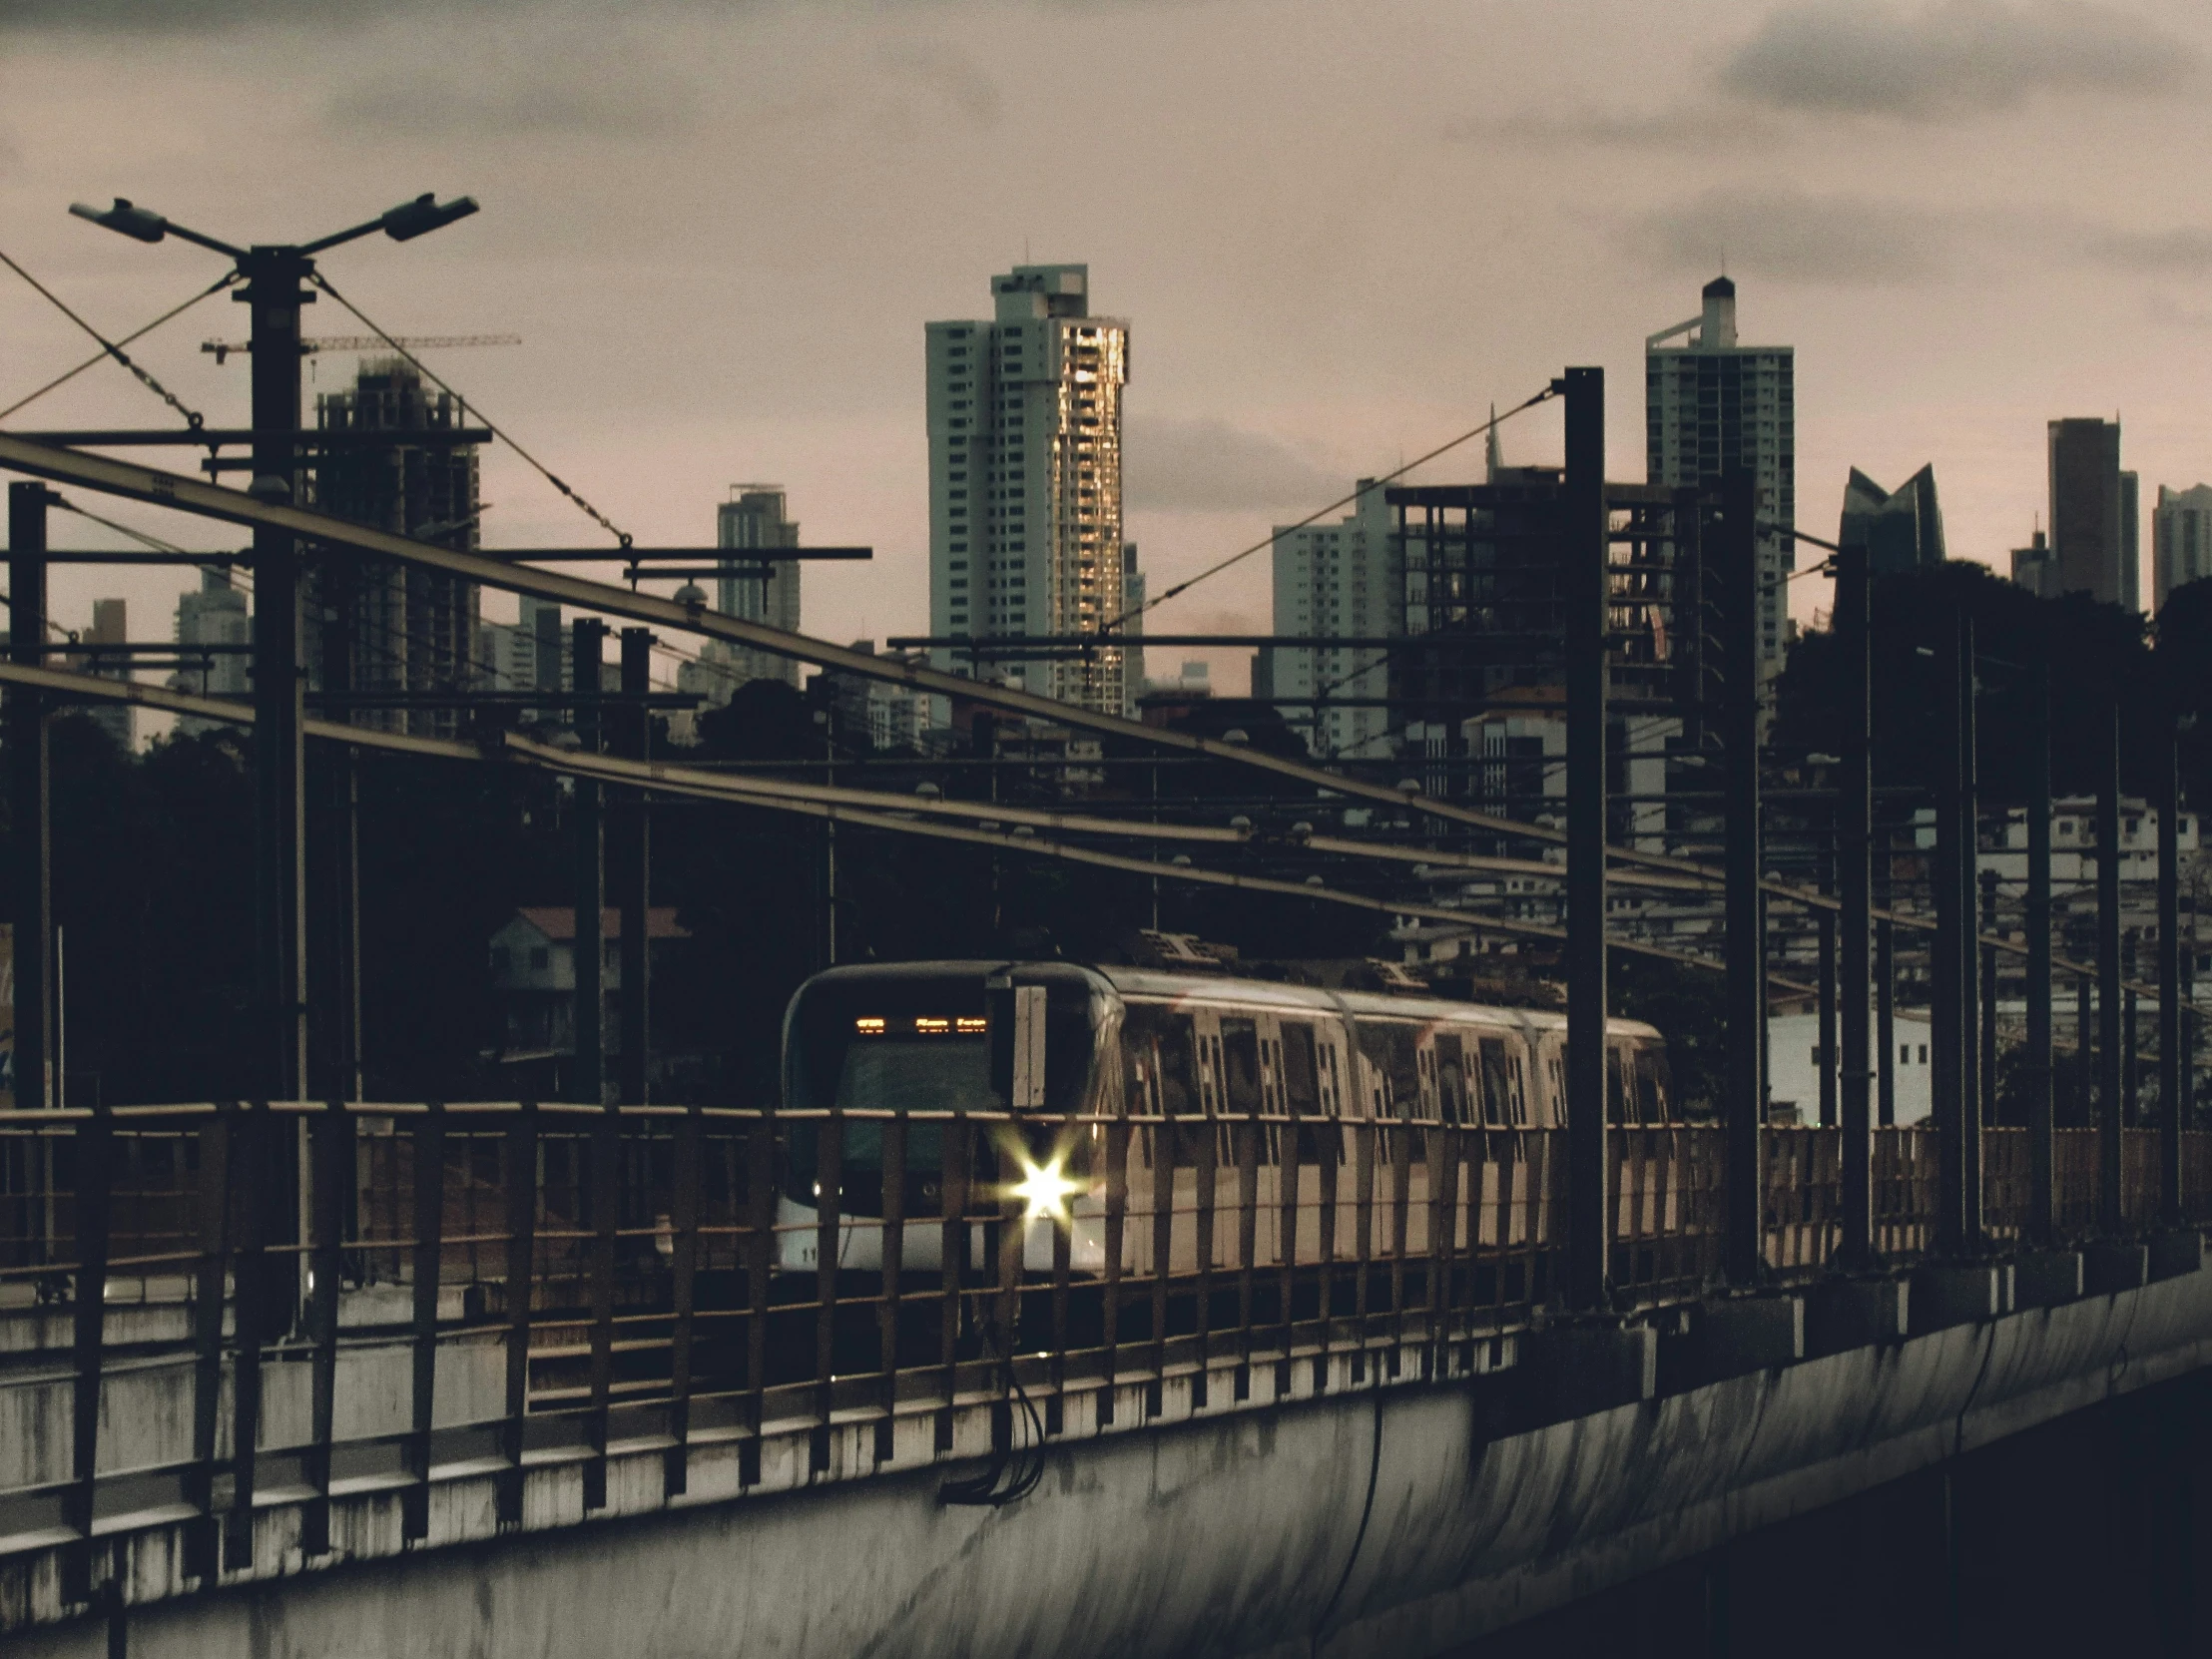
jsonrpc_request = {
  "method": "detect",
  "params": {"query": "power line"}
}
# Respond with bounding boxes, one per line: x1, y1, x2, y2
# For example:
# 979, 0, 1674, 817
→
1100, 384, 1561, 633
0, 246, 228, 431
307, 271, 634, 551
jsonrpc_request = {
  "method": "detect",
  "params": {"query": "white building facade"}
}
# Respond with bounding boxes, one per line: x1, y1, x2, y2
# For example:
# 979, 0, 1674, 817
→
927, 265, 1130, 713
1646, 276, 1796, 669
2153, 483, 2212, 612
171, 570, 251, 738
1268, 480, 1395, 759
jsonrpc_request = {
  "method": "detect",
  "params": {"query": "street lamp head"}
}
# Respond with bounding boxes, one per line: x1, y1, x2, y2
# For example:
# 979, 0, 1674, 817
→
380, 193, 478, 243
70, 198, 167, 244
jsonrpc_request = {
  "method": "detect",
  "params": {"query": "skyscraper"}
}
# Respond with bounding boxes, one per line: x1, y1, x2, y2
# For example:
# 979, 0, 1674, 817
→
78, 598, 133, 753
1839, 464, 1944, 575
1269, 480, 1395, 759
714, 485, 803, 691
311, 357, 483, 736
2151, 484, 2212, 612
1645, 276, 1796, 667
926, 264, 1129, 712
2047, 417, 2139, 610
172, 568, 251, 738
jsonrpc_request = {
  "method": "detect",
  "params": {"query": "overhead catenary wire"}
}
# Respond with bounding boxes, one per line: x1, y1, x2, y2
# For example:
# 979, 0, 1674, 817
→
0, 247, 227, 431
1098, 384, 1561, 633
307, 271, 634, 550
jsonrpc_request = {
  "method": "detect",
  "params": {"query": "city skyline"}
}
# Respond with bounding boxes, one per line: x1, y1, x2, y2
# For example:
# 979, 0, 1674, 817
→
7, 2, 2212, 702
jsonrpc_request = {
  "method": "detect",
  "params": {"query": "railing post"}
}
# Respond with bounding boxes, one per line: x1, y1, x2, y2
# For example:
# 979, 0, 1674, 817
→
1980, 871, 1999, 1137
63, 1098, 112, 1604
9, 481, 52, 1117
2026, 661, 2055, 1244
1835, 540, 1873, 1268
1561, 365, 1609, 1312
403, 1101, 444, 1542
2159, 718, 2183, 1227
2099, 702, 2124, 1234
301, 1097, 348, 1558
1721, 466, 1765, 1287
1959, 619, 1982, 1244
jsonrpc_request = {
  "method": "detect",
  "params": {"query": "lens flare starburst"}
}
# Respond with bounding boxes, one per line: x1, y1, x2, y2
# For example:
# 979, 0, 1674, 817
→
1010, 1155, 1083, 1224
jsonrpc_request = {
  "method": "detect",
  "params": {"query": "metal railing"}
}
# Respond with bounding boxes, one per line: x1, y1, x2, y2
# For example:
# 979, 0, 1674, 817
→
4, 1103, 2211, 1582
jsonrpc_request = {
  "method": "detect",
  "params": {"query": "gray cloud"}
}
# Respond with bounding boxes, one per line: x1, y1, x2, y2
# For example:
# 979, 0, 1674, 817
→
322, 34, 701, 139
1721, 0, 2194, 119
1453, 104, 1789, 153
875, 43, 1002, 127
1124, 416, 1339, 514
1627, 188, 1952, 285
2085, 225, 2212, 274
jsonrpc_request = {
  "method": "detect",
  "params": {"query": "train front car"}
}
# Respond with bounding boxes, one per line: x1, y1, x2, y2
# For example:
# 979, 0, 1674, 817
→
778, 961, 1118, 1282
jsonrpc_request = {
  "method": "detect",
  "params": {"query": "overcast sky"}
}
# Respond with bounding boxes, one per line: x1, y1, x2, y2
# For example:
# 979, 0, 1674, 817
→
4, 0, 2211, 701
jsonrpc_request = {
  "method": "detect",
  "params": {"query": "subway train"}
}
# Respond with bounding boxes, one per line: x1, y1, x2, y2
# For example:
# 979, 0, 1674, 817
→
776, 959, 1675, 1279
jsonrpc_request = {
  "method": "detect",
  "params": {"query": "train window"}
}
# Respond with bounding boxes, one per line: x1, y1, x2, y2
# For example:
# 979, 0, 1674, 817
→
1477, 1037, 1514, 1127
1606, 1047, 1627, 1125
1634, 1047, 1672, 1124
1435, 1034, 1470, 1126
1548, 1055, 1565, 1123
1220, 1018, 1264, 1118
1282, 1023, 1322, 1116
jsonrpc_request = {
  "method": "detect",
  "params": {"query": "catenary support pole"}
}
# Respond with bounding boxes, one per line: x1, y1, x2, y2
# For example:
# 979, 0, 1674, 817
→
1561, 365, 1609, 1313
1819, 905, 1839, 1129
2026, 660, 2054, 1243
1980, 869, 1999, 1129
1722, 466, 1764, 1287
311, 555, 362, 1104
2099, 705, 2124, 1232
1835, 540, 1873, 1267
1958, 618, 1981, 1244
2159, 718, 2182, 1225
2099, 704, 2124, 1232
8, 482, 51, 1115
572, 618, 607, 1107
1934, 610, 1969, 1254
616, 627, 653, 1106
243, 248, 311, 1108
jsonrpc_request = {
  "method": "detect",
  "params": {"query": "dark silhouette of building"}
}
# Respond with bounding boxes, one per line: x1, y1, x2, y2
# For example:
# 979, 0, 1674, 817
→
311, 358, 483, 735
1839, 464, 1944, 575
2047, 417, 2139, 610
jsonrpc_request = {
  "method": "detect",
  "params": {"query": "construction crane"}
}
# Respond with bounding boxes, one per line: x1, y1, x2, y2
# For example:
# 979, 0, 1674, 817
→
200, 333, 520, 364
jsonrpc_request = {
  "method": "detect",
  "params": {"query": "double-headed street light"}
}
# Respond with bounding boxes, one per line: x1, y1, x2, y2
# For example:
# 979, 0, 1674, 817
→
67, 191, 476, 1105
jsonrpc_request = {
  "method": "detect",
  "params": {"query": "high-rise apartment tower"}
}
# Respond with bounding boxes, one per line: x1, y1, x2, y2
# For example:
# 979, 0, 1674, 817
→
2151, 483, 2210, 612
1269, 481, 1395, 759
1646, 277, 1796, 666
926, 264, 1129, 712
2047, 417, 2139, 611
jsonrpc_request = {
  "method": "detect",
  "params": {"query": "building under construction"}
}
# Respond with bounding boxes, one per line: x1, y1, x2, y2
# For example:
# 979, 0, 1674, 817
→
310, 358, 483, 735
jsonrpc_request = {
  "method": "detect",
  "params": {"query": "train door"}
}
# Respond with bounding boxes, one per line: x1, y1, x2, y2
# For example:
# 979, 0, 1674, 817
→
1217, 1013, 1265, 1273
1278, 1018, 1325, 1264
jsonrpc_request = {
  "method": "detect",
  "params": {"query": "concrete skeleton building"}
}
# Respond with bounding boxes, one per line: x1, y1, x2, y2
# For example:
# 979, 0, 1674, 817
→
2046, 417, 2139, 611
926, 264, 1130, 714
2153, 483, 2212, 612
1646, 276, 1796, 669
1266, 480, 1395, 759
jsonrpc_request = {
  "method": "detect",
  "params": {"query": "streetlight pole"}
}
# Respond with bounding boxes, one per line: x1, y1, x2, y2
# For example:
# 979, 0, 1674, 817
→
68, 191, 477, 1572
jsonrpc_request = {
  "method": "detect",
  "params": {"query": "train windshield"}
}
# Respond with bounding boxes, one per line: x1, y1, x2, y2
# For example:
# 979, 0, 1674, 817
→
782, 969, 1103, 1214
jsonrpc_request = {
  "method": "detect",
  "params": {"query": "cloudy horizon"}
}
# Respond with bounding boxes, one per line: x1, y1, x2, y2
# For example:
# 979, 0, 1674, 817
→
5, 0, 2212, 701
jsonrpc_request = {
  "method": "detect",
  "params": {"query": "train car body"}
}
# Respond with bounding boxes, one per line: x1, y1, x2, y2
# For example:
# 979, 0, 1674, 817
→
777, 960, 1674, 1280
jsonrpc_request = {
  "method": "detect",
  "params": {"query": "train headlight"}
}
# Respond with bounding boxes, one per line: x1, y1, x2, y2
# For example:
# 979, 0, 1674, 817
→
1010, 1155, 1083, 1225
